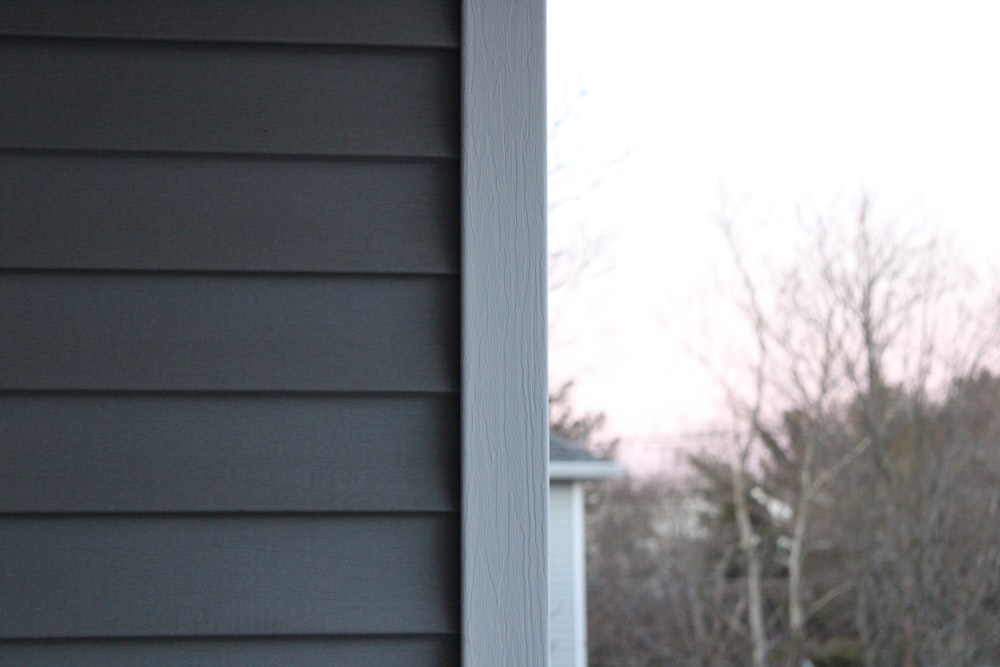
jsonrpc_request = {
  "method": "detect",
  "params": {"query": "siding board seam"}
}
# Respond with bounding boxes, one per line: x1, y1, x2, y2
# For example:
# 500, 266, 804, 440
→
0, 146, 460, 166
0, 147, 461, 163
0, 512, 459, 519
0, 390, 460, 398
0, 633, 460, 644
0, 34, 458, 52
0, 269, 460, 278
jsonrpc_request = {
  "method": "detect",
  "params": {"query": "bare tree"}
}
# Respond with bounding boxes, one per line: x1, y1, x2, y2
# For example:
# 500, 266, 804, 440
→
716, 214, 773, 667
583, 195, 999, 666
587, 474, 762, 667
807, 199, 1000, 666
547, 88, 626, 298
698, 195, 1000, 665
704, 203, 855, 667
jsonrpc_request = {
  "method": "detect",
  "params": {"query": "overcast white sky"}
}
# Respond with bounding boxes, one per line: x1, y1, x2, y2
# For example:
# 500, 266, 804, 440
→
546, 0, 1000, 471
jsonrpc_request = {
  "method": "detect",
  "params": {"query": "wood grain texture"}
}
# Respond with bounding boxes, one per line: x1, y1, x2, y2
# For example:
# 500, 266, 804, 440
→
0, 273, 458, 392
0, 395, 458, 513
0, 154, 458, 273
0, 0, 459, 47
0, 516, 459, 638
460, 0, 549, 664
0, 636, 458, 667
0, 39, 458, 157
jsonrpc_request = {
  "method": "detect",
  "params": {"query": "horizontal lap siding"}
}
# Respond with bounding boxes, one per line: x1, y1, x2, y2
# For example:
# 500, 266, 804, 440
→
0, 395, 458, 512
0, 637, 458, 667
0, 154, 458, 273
0, 2, 460, 659
0, 0, 459, 47
0, 516, 459, 637
0, 273, 458, 392
0, 40, 458, 157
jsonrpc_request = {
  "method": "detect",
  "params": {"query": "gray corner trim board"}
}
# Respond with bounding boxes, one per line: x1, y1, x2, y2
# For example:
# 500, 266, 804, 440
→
461, 0, 548, 665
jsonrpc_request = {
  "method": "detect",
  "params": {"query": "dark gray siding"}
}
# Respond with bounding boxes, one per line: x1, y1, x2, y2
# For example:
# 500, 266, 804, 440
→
0, 39, 458, 157
0, 0, 459, 47
0, 155, 458, 272
1, 274, 457, 391
0, 395, 458, 512
0, 2, 460, 664
0, 517, 456, 637
0, 637, 458, 667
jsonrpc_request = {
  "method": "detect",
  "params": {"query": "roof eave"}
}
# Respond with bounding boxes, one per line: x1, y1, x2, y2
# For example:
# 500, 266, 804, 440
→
549, 460, 626, 481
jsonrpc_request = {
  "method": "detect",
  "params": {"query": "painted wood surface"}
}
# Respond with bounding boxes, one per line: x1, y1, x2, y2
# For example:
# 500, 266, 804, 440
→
461, 0, 549, 664
0, 395, 458, 512
0, 39, 458, 157
0, 516, 459, 638
0, 154, 458, 273
0, 0, 459, 47
0, 273, 458, 392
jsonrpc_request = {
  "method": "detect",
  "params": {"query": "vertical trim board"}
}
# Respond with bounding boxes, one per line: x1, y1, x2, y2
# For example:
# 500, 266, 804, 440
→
461, 0, 548, 664
570, 483, 588, 667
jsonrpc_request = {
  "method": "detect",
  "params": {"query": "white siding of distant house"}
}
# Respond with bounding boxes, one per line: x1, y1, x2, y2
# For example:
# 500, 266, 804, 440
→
549, 481, 586, 667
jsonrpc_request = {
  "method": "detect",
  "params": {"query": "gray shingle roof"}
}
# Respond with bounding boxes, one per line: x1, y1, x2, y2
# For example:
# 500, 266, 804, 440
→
550, 431, 606, 463
549, 431, 625, 481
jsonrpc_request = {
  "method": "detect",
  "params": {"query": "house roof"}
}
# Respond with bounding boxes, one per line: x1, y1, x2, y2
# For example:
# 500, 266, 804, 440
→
549, 431, 626, 481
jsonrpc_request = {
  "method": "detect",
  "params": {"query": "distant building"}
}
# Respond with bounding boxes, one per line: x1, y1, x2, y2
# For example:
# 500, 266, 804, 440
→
549, 432, 625, 667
